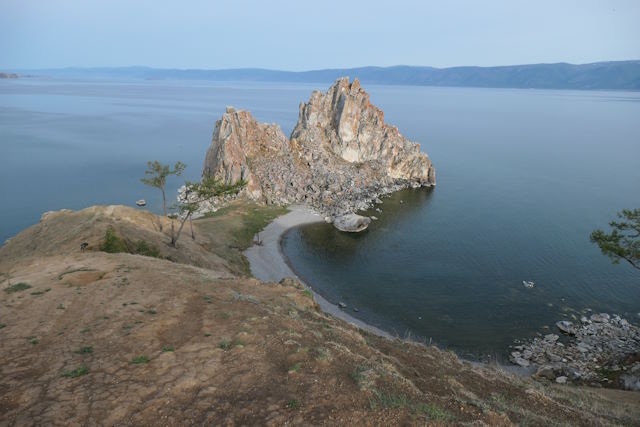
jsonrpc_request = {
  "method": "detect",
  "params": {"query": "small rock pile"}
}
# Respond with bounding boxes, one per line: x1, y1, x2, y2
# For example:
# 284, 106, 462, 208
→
510, 313, 640, 390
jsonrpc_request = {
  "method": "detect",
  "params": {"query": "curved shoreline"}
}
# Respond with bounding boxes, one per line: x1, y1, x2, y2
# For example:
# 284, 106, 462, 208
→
244, 205, 534, 377
243, 205, 392, 338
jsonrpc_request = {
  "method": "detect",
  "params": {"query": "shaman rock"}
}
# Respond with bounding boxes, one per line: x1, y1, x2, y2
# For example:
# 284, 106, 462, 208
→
202, 78, 436, 226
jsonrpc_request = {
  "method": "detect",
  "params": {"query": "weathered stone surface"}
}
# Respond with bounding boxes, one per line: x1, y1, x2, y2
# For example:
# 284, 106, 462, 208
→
536, 365, 557, 380
556, 321, 577, 335
511, 312, 640, 388
291, 78, 434, 184
202, 107, 293, 202
200, 78, 435, 229
590, 313, 610, 323
333, 214, 371, 233
620, 363, 640, 391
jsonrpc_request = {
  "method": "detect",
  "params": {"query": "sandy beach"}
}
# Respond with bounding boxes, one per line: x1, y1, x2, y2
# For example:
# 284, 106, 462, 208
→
244, 204, 392, 338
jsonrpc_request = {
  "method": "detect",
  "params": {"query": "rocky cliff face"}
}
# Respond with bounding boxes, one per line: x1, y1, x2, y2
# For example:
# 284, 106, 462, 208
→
202, 77, 435, 217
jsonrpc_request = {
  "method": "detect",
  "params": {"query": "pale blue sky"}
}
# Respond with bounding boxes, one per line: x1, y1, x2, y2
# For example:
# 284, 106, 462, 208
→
1, 0, 639, 70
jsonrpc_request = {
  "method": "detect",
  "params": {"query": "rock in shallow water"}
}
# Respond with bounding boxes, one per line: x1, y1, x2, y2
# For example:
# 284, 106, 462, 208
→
333, 214, 371, 233
511, 312, 640, 387
556, 320, 577, 335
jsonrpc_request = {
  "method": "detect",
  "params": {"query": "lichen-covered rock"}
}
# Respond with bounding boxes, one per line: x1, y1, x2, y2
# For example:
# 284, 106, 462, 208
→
201, 78, 436, 227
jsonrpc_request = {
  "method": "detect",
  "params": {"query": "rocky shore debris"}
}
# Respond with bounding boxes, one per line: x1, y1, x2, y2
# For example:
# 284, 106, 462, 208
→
200, 77, 435, 231
510, 312, 640, 390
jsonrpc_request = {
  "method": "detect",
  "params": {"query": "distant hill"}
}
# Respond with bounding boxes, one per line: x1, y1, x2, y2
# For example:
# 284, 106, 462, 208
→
16, 60, 640, 90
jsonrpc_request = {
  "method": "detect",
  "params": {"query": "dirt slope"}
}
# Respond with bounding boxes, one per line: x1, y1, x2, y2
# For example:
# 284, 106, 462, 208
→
1, 205, 638, 426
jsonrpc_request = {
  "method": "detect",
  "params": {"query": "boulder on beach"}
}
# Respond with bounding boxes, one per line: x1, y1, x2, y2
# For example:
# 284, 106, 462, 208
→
333, 214, 371, 233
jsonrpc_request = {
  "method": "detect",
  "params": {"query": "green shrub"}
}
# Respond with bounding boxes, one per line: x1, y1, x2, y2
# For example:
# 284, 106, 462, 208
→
219, 339, 245, 351
416, 403, 453, 421
131, 355, 150, 364
134, 240, 162, 258
286, 399, 302, 409
100, 227, 163, 259
61, 366, 89, 378
100, 227, 128, 253
4, 282, 32, 293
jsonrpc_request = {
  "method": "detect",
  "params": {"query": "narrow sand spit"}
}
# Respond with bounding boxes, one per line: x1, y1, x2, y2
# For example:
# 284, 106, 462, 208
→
244, 204, 392, 338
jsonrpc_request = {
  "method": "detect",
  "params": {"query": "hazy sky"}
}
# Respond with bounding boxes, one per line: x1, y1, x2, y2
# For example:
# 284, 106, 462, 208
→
1, 0, 639, 70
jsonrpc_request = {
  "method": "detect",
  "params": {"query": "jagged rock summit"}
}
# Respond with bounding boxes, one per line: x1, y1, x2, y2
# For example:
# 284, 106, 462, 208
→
202, 77, 435, 224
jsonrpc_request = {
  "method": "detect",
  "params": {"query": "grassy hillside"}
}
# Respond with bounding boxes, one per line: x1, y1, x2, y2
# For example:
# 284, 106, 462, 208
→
1, 203, 638, 425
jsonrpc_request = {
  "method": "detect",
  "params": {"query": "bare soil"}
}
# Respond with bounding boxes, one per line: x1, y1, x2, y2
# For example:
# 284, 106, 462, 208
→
1, 204, 638, 426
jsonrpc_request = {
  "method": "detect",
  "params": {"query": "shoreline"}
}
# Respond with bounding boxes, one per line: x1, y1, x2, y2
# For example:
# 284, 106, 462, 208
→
244, 204, 535, 377
243, 204, 393, 339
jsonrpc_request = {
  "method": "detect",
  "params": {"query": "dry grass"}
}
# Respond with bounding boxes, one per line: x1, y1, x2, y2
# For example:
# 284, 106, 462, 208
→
0, 203, 637, 425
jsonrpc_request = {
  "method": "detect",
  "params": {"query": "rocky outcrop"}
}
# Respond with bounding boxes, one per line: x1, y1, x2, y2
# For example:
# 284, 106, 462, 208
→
290, 78, 434, 184
510, 313, 640, 389
201, 78, 435, 226
202, 108, 293, 201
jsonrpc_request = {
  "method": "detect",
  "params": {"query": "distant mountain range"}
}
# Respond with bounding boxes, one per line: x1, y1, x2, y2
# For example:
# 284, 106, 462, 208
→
13, 60, 640, 90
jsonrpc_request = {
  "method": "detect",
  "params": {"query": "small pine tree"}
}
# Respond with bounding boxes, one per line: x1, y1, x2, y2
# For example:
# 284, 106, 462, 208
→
169, 176, 246, 247
590, 208, 640, 270
141, 161, 186, 217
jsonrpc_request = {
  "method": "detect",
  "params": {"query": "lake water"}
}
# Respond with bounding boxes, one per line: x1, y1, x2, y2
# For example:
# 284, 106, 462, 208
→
2, 78, 639, 357
0, 78, 318, 242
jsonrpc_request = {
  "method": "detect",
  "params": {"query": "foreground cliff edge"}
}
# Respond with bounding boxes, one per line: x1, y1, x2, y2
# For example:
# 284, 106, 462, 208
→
202, 77, 435, 231
1, 204, 639, 425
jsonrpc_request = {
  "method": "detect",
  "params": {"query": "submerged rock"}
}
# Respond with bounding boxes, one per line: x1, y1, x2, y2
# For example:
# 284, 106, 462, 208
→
200, 78, 436, 230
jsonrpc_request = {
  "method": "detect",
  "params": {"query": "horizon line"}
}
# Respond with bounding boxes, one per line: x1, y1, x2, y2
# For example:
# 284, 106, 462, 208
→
6, 59, 640, 73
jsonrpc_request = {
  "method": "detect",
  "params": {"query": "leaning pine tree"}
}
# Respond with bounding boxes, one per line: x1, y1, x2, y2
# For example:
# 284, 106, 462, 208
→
141, 160, 186, 217
169, 176, 246, 247
590, 208, 640, 271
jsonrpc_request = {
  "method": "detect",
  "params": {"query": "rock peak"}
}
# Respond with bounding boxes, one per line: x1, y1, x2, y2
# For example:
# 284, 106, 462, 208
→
203, 78, 435, 219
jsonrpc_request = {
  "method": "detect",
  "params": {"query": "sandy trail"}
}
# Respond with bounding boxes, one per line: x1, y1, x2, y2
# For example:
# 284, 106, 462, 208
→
244, 205, 392, 338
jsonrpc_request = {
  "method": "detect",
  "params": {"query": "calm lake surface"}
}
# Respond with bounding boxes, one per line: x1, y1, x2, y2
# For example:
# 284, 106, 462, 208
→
2, 78, 639, 356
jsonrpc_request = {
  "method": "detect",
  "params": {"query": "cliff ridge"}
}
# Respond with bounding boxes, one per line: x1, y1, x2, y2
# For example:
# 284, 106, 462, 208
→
202, 78, 435, 219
